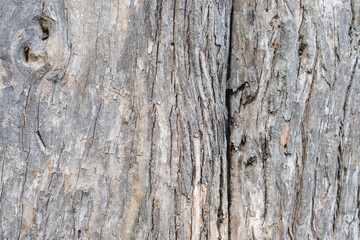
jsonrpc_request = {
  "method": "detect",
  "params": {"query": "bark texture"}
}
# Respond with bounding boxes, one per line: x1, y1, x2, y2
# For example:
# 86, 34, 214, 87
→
0, 0, 231, 239
0, 0, 359, 239
228, 0, 359, 239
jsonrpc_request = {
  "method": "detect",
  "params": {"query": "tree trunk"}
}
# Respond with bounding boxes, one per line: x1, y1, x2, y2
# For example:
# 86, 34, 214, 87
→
0, 0, 358, 240
228, 0, 359, 239
0, 0, 231, 239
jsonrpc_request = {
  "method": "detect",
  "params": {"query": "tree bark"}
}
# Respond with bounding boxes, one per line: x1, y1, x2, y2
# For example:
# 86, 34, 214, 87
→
228, 0, 359, 239
0, 0, 358, 239
0, 0, 231, 239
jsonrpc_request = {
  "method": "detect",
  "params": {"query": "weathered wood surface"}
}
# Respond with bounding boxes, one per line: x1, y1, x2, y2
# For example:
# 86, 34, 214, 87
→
0, 0, 231, 239
0, 0, 359, 239
228, 0, 359, 239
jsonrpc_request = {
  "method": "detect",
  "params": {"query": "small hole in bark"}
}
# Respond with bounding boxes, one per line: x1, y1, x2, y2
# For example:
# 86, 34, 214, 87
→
239, 136, 247, 150
265, 8, 269, 13
298, 36, 307, 56
38, 18, 49, 40
298, 43, 307, 56
240, 136, 246, 145
77, 230, 81, 239
245, 156, 257, 167
23, 47, 29, 62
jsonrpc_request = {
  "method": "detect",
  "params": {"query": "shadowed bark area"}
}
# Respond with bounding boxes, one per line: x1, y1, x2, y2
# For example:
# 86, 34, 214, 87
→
0, 0, 231, 239
228, 0, 359, 239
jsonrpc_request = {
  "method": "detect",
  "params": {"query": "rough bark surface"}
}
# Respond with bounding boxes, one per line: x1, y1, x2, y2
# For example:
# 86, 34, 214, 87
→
228, 0, 359, 239
0, 0, 358, 239
0, 0, 231, 239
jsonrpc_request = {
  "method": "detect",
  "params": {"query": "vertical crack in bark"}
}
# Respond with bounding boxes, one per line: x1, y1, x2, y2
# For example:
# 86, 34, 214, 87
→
36, 100, 46, 149
348, 0, 355, 46
22, 82, 33, 152
343, 57, 358, 119
149, 106, 156, 236
171, 1, 179, 237
296, 3, 305, 79
262, 135, 268, 223
225, 0, 234, 238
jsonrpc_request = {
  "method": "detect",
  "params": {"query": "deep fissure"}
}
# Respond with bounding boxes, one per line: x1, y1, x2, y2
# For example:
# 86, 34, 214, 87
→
225, 0, 234, 237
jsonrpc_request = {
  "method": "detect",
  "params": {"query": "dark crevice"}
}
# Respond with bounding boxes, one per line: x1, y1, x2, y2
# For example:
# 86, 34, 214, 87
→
298, 36, 307, 56
36, 101, 46, 148
262, 136, 269, 222
245, 156, 257, 167
225, 88, 232, 237
36, 130, 46, 148
333, 147, 342, 234
38, 18, 49, 41
23, 46, 30, 62
225, 0, 234, 239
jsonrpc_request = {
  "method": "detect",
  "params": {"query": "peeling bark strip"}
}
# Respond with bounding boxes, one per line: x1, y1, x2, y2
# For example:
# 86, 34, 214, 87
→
228, 0, 360, 239
0, 0, 231, 239
0, 0, 359, 239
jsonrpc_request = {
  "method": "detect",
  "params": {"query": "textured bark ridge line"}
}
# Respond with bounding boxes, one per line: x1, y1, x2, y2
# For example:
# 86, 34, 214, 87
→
0, 0, 232, 239
228, 0, 359, 239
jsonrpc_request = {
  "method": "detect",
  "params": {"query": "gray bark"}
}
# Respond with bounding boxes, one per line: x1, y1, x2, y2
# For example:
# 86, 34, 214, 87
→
228, 0, 359, 239
0, 0, 231, 239
0, 0, 358, 240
